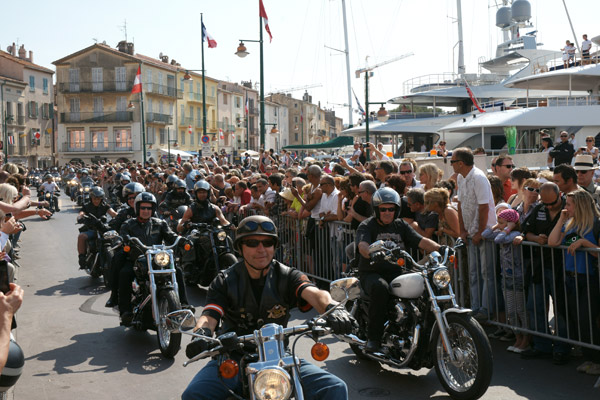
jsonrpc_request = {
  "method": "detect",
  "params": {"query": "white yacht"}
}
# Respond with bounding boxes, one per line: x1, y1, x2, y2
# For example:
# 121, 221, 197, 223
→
344, 0, 576, 152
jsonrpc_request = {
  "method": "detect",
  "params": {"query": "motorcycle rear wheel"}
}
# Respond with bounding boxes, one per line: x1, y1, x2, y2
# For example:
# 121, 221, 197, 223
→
157, 290, 182, 358
432, 313, 493, 400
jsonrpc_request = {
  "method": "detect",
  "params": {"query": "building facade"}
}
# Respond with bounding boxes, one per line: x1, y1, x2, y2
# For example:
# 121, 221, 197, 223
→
240, 81, 259, 151
0, 45, 55, 167
264, 100, 289, 152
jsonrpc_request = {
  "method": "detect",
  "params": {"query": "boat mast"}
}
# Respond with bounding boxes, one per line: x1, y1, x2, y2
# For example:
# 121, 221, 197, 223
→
456, 0, 466, 76
341, 0, 354, 127
561, 0, 581, 56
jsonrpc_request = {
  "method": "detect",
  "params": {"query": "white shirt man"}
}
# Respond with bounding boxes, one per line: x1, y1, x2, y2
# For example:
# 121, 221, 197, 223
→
319, 186, 339, 237
40, 181, 59, 194
457, 167, 496, 236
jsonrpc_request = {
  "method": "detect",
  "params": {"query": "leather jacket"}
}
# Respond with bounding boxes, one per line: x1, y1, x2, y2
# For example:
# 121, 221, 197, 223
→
109, 205, 136, 232
190, 201, 217, 224
159, 191, 192, 212
120, 217, 179, 260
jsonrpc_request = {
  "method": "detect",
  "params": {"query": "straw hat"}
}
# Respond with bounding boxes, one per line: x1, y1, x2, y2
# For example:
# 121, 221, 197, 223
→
573, 154, 598, 171
279, 188, 295, 201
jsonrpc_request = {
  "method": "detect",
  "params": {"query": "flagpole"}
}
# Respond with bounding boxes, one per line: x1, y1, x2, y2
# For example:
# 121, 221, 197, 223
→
201, 13, 207, 144
140, 64, 147, 165
258, 4, 265, 151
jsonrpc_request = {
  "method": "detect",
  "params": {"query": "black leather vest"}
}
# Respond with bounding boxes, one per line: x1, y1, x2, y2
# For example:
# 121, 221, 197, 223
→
220, 261, 294, 336
190, 201, 217, 223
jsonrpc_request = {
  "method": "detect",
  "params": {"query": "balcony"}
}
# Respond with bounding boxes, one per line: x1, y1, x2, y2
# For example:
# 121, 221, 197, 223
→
7, 145, 16, 156
6, 115, 25, 127
218, 121, 236, 132
61, 141, 135, 153
60, 111, 133, 124
179, 117, 194, 127
146, 112, 172, 124
146, 84, 180, 98
248, 106, 259, 116
58, 81, 132, 93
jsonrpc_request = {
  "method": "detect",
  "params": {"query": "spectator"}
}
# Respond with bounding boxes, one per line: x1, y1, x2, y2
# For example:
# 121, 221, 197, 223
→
437, 141, 448, 158
574, 136, 599, 162
318, 175, 340, 277
561, 40, 575, 68
294, 165, 323, 270
399, 160, 422, 189
549, 131, 575, 167
406, 188, 438, 240
517, 178, 541, 224
507, 167, 533, 209
424, 188, 460, 240
435, 179, 457, 200
582, 34, 592, 65
386, 174, 407, 196
374, 161, 394, 188
452, 147, 497, 322
553, 164, 578, 194
517, 182, 570, 363
494, 155, 516, 202
548, 189, 600, 369
418, 163, 442, 191
573, 154, 600, 206
420, 141, 427, 152
487, 175, 505, 206
267, 173, 285, 216
182, 162, 195, 189
337, 178, 354, 223
284, 168, 298, 187
541, 137, 555, 169
350, 142, 362, 164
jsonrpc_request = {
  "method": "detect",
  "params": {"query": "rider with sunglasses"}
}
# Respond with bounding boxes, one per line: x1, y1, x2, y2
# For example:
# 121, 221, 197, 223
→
355, 187, 441, 353
183, 215, 355, 400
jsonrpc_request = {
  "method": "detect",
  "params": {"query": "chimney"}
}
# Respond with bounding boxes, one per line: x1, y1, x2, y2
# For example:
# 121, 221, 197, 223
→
18, 45, 26, 60
11, 43, 16, 56
28, 50, 33, 63
116, 41, 128, 53
126, 42, 134, 55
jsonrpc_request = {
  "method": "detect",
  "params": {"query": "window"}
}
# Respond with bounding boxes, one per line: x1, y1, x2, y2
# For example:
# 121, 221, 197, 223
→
146, 69, 153, 92
157, 72, 164, 94
196, 107, 202, 124
196, 82, 201, 96
190, 127, 194, 145
180, 130, 186, 145
114, 128, 132, 149
147, 98, 153, 116
5, 102, 12, 120
30, 128, 40, 147
188, 80, 193, 100
211, 87, 215, 97
91, 129, 108, 150
43, 78, 49, 94
274, 108, 278, 116
159, 128, 166, 144
159, 100, 164, 116
29, 76, 35, 92
146, 126, 155, 145
116, 96, 127, 121
68, 129, 85, 149
44, 130, 51, 147
180, 104, 185, 121
27, 101, 38, 119
235, 97, 241, 108
180, 77, 185, 91
92, 67, 103, 92
294, 116, 298, 123
223, 94, 228, 105
93, 97, 103, 119
295, 133, 298, 141
115, 67, 126, 91
41, 103, 50, 120
69, 68, 80, 92
294, 103, 298, 108
189, 106, 194, 123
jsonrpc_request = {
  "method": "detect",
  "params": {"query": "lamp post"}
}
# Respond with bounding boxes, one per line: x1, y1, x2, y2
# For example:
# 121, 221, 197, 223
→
127, 95, 146, 165
235, 36, 265, 151
264, 122, 278, 151
166, 127, 179, 164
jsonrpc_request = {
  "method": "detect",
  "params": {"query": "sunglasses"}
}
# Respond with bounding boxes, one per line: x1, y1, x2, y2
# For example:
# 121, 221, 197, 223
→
577, 169, 592, 174
127, 196, 136, 201
501, 164, 515, 169
561, 135, 568, 138
379, 206, 396, 213
139, 206, 153, 211
241, 238, 277, 248
400, 170, 413, 174
524, 186, 539, 193
237, 220, 276, 235
542, 197, 560, 207
587, 139, 594, 142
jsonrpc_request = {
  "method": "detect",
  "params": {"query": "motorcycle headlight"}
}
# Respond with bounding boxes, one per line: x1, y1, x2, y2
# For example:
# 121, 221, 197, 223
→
79, 188, 83, 192
433, 268, 451, 289
154, 251, 170, 267
84, 187, 90, 192
217, 231, 227, 241
45, 193, 51, 198
103, 230, 119, 240
253, 367, 292, 400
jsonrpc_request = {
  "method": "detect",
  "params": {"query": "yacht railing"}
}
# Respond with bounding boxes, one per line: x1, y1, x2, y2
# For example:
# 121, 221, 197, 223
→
530, 45, 600, 75
403, 72, 505, 95
478, 95, 600, 111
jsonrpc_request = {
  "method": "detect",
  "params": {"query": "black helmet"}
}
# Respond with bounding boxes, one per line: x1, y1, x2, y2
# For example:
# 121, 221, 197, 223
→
122, 182, 145, 198
372, 187, 401, 221
134, 192, 157, 215
115, 172, 123, 181
194, 180, 210, 193
174, 179, 186, 190
233, 215, 279, 252
90, 186, 105, 199
80, 168, 89, 176
0, 340, 24, 391
166, 175, 179, 185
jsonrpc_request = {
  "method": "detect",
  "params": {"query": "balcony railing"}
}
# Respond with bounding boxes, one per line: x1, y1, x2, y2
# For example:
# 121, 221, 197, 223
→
248, 106, 259, 116
179, 117, 194, 127
147, 112, 172, 124
60, 111, 133, 123
218, 121, 236, 132
147, 84, 180, 98
7, 145, 16, 156
61, 141, 135, 153
6, 115, 25, 126
58, 81, 133, 93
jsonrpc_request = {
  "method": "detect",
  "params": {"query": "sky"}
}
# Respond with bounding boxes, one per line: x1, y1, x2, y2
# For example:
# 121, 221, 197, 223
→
2, 0, 598, 126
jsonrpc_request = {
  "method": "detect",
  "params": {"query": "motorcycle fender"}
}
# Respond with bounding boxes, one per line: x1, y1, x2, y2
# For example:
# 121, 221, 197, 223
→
429, 307, 472, 347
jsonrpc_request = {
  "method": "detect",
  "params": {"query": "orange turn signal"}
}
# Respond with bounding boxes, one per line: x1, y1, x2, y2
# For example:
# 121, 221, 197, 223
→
219, 359, 239, 379
123, 245, 131, 253
311, 342, 330, 361
184, 243, 191, 251
396, 258, 405, 267
448, 254, 455, 264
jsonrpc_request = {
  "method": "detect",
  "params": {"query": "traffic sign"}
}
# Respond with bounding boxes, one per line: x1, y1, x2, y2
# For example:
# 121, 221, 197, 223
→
201, 135, 210, 144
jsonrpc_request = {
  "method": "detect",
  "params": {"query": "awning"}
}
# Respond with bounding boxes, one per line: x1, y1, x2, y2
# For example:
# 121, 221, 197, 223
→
283, 136, 354, 150
159, 148, 193, 160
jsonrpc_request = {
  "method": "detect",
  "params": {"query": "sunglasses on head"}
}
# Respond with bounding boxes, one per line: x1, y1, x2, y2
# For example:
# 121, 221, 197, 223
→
237, 220, 276, 235
241, 238, 277, 248
524, 186, 539, 193
379, 206, 396, 213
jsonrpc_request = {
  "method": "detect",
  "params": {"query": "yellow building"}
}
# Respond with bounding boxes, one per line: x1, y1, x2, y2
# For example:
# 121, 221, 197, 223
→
175, 70, 219, 155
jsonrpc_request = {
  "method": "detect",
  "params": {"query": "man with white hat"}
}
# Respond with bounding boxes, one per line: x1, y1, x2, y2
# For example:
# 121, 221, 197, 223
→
573, 154, 600, 207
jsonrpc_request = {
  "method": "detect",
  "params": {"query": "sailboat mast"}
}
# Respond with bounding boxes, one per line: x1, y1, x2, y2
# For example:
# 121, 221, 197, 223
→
341, 0, 353, 127
456, 0, 465, 76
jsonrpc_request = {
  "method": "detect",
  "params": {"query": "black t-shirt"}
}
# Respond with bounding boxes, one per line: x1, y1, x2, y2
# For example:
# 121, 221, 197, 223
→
82, 201, 110, 219
399, 197, 416, 220
351, 198, 373, 230
355, 216, 423, 274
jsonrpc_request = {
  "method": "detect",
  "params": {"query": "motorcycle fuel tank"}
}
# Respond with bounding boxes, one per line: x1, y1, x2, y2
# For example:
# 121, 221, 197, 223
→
390, 273, 425, 299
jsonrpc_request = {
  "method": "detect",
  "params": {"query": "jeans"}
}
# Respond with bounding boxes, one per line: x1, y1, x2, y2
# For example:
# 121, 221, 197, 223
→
467, 238, 495, 316
182, 358, 348, 400
526, 269, 570, 354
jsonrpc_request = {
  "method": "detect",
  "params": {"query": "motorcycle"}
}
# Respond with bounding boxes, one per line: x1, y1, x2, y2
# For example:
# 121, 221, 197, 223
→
122, 235, 184, 358
181, 218, 237, 286
166, 304, 346, 400
37, 190, 59, 218
77, 214, 119, 285
160, 205, 188, 232
77, 181, 93, 206
331, 239, 493, 400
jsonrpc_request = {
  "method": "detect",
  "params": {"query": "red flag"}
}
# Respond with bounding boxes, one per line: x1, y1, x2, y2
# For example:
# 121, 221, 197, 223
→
202, 22, 217, 48
131, 65, 142, 94
259, 0, 273, 42
188, 125, 192, 135
465, 82, 485, 113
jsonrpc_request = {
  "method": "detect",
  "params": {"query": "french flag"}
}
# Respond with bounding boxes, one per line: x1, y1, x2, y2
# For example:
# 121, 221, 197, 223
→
259, 0, 273, 42
7, 136, 14, 145
202, 22, 217, 48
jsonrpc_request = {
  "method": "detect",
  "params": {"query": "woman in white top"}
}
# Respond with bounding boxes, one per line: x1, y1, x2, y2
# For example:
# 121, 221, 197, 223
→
575, 135, 599, 163
540, 137, 554, 169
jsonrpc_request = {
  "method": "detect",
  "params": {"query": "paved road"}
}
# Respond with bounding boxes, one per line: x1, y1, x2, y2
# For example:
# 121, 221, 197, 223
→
12, 196, 600, 399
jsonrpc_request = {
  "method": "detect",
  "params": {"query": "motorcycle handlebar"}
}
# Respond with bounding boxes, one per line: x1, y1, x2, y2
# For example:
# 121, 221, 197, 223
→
126, 235, 183, 251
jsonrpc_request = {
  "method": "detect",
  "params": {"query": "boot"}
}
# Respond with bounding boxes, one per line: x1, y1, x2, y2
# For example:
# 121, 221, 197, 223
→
78, 254, 87, 269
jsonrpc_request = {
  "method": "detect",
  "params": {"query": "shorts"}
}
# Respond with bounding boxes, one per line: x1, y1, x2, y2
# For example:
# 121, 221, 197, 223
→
82, 230, 96, 240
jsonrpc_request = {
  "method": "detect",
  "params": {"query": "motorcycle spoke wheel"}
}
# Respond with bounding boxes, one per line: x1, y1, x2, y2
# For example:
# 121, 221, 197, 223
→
157, 290, 182, 358
434, 313, 493, 400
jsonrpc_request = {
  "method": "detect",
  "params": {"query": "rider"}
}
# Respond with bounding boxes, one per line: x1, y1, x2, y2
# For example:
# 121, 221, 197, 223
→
79, 168, 95, 186
158, 178, 192, 216
176, 180, 229, 233
356, 187, 441, 353
114, 173, 131, 205
182, 215, 354, 400
39, 174, 60, 212
77, 187, 117, 269
160, 174, 180, 202
118, 192, 190, 326
104, 182, 146, 308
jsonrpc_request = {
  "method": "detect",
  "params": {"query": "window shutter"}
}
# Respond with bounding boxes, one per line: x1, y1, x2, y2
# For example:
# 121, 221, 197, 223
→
48, 103, 54, 119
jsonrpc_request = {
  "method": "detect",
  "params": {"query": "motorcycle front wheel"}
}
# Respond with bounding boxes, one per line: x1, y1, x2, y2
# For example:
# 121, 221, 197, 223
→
218, 253, 237, 270
432, 313, 493, 400
157, 289, 182, 358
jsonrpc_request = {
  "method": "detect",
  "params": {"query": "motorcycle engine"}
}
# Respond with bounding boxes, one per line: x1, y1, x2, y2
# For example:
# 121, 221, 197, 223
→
391, 300, 408, 324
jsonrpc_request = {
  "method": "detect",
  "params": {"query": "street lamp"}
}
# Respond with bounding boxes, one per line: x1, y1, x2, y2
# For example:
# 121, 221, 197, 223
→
235, 37, 265, 151
376, 105, 389, 122
127, 96, 147, 165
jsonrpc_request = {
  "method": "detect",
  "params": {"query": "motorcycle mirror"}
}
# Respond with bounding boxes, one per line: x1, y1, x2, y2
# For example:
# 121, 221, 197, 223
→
368, 240, 386, 254
165, 310, 197, 332
311, 342, 330, 361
